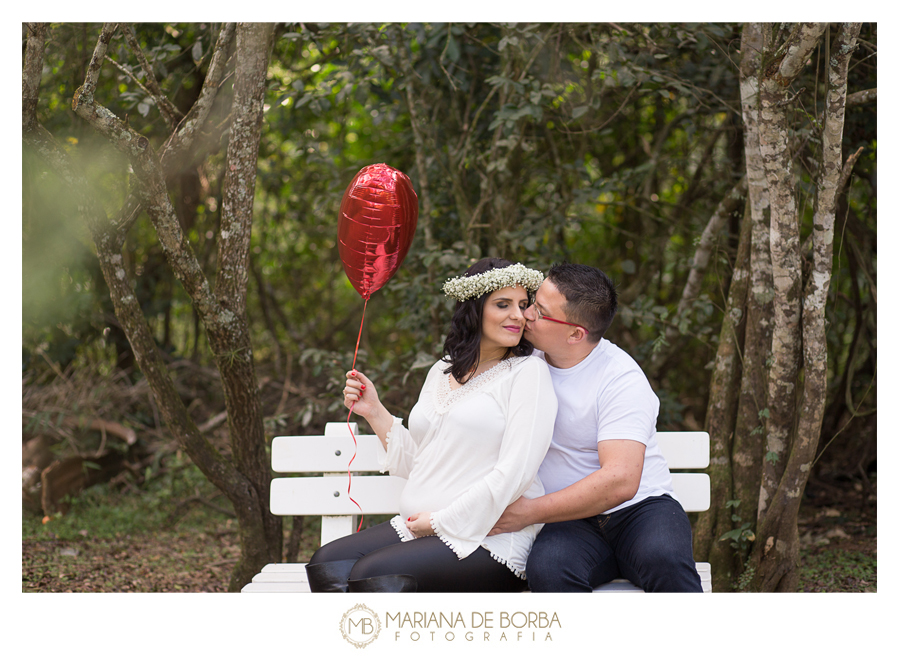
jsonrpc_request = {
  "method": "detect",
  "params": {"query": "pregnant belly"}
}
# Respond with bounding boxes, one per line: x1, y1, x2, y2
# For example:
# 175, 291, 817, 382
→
397, 477, 457, 519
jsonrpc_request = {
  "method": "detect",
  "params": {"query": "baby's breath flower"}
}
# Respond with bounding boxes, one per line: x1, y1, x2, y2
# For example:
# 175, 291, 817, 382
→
442, 263, 544, 301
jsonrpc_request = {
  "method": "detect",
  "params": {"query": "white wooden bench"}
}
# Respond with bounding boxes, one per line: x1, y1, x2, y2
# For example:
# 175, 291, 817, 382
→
241, 422, 712, 593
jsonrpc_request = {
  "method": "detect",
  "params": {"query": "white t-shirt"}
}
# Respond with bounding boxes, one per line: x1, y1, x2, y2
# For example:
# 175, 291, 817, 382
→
377, 355, 558, 578
536, 339, 675, 514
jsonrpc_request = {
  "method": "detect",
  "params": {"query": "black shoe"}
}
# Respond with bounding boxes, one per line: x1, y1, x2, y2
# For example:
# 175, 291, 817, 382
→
348, 574, 418, 592
305, 559, 357, 592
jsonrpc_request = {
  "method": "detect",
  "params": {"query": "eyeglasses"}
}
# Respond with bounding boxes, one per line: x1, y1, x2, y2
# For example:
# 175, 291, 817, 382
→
532, 304, 588, 332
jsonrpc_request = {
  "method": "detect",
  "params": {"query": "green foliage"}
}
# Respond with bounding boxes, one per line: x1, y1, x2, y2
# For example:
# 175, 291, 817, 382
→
23, 21, 876, 443
735, 559, 756, 592
719, 499, 756, 551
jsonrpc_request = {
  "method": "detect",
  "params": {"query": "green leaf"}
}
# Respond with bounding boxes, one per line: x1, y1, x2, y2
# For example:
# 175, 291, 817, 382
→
719, 529, 743, 542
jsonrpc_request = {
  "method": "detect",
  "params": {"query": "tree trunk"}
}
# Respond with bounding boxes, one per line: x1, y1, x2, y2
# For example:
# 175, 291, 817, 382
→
693, 22, 862, 592
693, 200, 750, 589
748, 21, 861, 593
23, 22, 282, 591
730, 21, 774, 575
210, 22, 281, 590
744, 23, 825, 591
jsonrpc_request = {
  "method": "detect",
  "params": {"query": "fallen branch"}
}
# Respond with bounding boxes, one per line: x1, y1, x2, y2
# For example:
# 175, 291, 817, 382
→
198, 410, 229, 434
23, 411, 137, 445
40, 451, 127, 515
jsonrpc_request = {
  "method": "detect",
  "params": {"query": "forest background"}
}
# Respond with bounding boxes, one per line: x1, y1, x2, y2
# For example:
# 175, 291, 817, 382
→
21, 21, 876, 598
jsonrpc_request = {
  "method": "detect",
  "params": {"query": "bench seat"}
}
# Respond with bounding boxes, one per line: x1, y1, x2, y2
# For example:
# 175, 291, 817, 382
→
241, 561, 712, 593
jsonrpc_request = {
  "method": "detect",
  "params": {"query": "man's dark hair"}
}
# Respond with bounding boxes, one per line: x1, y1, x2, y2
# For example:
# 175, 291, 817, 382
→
442, 257, 534, 382
546, 262, 617, 343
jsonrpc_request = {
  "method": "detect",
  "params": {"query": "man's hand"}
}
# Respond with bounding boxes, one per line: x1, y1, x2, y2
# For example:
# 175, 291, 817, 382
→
488, 496, 534, 536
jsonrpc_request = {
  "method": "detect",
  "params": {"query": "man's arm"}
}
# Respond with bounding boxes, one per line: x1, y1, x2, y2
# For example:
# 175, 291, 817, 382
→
488, 439, 646, 534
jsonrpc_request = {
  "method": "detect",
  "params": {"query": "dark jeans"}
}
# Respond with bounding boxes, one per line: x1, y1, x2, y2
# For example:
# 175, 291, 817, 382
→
309, 521, 527, 592
526, 494, 702, 592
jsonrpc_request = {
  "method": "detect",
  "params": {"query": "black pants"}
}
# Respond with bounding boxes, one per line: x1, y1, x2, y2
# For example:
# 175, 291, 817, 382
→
308, 521, 526, 592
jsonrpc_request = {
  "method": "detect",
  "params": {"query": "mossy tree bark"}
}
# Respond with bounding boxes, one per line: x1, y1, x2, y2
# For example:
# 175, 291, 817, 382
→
23, 22, 280, 592
693, 22, 862, 591
747, 21, 862, 593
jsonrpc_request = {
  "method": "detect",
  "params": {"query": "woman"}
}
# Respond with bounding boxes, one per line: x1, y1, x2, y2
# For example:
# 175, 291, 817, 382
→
305, 258, 558, 592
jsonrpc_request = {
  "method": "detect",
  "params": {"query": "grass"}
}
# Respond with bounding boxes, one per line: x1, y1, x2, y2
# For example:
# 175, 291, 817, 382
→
22, 454, 243, 593
799, 548, 877, 593
22, 529, 238, 593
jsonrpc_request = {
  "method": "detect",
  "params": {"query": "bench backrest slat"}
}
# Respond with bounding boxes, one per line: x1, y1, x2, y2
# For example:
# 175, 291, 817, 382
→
654, 432, 710, 469
272, 424, 383, 473
271, 474, 406, 516
669, 473, 710, 512
270, 472, 710, 515
272, 424, 710, 473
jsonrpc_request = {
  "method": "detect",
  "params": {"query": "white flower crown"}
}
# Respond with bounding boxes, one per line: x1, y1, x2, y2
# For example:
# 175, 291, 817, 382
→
442, 263, 545, 302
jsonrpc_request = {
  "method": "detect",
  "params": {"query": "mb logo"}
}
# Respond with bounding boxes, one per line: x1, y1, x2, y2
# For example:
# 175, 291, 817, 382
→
340, 603, 381, 648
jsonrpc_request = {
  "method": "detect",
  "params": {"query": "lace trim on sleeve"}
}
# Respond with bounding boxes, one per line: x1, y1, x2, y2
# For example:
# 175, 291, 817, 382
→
389, 515, 415, 542
431, 517, 526, 579
378, 417, 405, 473
384, 416, 403, 445
485, 549, 526, 580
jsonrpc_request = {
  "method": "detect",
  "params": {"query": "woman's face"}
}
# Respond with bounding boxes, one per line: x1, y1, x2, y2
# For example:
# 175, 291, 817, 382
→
480, 285, 529, 357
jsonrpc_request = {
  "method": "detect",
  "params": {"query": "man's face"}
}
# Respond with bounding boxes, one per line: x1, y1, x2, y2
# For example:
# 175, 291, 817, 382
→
523, 279, 572, 351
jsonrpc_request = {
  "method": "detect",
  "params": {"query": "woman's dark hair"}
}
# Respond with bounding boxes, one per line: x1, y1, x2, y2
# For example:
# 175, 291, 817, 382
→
442, 257, 534, 383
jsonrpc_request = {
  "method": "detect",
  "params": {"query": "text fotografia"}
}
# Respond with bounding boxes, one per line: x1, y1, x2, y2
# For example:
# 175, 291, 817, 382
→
386, 611, 561, 642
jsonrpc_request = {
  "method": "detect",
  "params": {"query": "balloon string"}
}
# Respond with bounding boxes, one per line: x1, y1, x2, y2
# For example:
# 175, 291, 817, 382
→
346, 297, 368, 532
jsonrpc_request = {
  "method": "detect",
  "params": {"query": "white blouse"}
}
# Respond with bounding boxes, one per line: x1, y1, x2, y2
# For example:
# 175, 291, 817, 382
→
377, 355, 558, 578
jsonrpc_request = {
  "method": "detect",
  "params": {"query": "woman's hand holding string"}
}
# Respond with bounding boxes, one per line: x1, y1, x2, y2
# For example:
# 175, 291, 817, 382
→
344, 370, 394, 447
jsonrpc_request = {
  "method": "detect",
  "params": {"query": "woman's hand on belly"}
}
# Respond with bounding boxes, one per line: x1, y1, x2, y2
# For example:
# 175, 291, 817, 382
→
405, 512, 435, 538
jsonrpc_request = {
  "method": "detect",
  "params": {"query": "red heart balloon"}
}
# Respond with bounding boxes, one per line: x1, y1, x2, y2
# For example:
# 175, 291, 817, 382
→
338, 164, 419, 300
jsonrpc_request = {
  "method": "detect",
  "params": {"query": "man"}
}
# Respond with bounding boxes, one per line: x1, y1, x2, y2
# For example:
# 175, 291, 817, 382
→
490, 263, 702, 592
